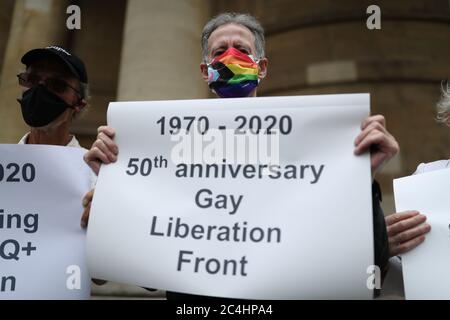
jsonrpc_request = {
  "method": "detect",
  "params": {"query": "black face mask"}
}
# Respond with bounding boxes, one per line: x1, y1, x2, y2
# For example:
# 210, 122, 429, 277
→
18, 84, 73, 127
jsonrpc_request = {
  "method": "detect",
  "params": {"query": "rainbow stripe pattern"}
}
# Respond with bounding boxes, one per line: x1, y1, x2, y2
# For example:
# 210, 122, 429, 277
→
207, 47, 259, 98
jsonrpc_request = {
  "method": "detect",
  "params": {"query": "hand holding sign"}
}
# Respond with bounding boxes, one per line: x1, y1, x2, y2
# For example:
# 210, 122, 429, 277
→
386, 211, 431, 257
83, 126, 118, 176
86, 94, 375, 299
354, 115, 399, 177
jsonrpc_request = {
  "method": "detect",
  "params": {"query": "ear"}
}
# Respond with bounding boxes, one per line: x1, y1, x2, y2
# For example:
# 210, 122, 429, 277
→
257, 58, 268, 80
73, 99, 87, 114
200, 63, 209, 82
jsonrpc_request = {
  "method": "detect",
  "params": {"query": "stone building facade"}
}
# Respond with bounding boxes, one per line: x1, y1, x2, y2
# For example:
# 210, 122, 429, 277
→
0, 0, 449, 298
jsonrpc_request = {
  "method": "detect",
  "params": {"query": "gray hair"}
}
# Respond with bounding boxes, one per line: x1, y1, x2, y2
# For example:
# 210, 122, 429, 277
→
201, 12, 265, 62
80, 82, 89, 101
436, 81, 450, 125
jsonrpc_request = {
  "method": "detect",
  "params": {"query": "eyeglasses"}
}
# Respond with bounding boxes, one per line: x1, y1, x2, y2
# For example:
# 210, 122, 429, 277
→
17, 72, 82, 99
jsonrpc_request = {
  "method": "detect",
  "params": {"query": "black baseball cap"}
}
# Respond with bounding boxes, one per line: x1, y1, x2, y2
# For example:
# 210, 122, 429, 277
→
21, 45, 88, 83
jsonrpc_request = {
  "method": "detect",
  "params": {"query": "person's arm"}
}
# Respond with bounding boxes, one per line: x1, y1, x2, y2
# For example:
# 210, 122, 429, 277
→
353, 114, 399, 269
80, 126, 119, 286
81, 126, 118, 228
83, 126, 118, 175
372, 181, 389, 275
81, 189, 107, 285
385, 161, 431, 258
354, 115, 399, 178
353, 114, 399, 295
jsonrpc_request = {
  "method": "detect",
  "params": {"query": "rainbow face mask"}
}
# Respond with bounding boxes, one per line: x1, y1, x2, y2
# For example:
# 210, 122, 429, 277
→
207, 47, 260, 98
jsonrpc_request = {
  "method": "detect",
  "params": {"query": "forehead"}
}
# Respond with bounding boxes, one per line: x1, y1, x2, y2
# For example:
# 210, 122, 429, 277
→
208, 23, 255, 51
27, 56, 73, 77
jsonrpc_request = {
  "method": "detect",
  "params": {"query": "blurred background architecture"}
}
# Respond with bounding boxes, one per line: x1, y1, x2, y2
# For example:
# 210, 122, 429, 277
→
0, 0, 449, 298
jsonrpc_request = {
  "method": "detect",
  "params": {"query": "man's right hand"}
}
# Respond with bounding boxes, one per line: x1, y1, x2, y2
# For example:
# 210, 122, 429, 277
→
386, 210, 431, 257
83, 126, 118, 175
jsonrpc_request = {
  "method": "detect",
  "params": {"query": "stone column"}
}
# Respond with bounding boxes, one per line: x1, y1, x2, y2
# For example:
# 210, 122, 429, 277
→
93, 0, 210, 298
0, 0, 69, 143
117, 0, 210, 101
68, 0, 127, 149
0, 0, 15, 78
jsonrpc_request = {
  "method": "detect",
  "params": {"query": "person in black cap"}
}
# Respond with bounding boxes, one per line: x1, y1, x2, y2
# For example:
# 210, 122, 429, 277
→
17, 45, 89, 147
17, 45, 102, 288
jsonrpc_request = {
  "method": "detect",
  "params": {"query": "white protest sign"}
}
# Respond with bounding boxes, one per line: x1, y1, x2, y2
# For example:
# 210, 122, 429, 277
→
0, 144, 91, 299
394, 168, 450, 299
87, 94, 374, 299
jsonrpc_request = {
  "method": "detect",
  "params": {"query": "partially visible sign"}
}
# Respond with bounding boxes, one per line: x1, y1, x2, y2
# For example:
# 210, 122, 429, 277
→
394, 168, 450, 299
0, 144, 91, 299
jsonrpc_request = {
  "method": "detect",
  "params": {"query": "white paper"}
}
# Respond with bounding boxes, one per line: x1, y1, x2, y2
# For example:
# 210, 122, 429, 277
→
0, 144, 91, 299
394, 168, 450, 300
87, 94, 374, 299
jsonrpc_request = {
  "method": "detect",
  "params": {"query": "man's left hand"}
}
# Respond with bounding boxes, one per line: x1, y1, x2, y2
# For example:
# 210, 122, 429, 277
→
354, 115, 399, 177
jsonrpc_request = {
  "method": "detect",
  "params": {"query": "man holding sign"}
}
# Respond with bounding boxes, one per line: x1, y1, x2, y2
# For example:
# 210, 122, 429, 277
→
82, 13, 399, 299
